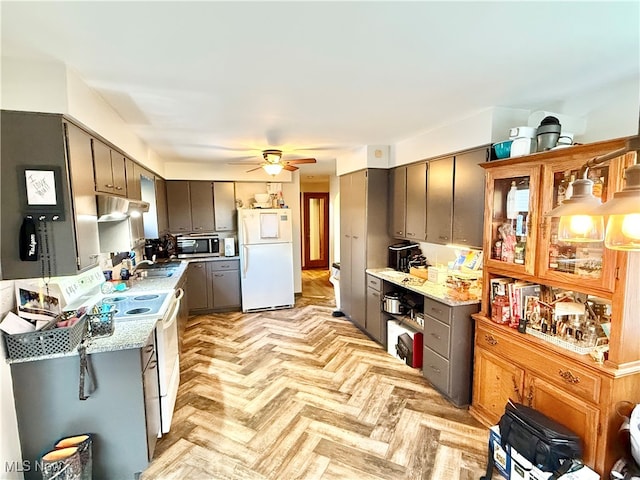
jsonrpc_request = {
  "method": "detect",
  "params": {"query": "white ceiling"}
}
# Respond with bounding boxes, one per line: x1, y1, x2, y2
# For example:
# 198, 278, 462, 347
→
2, 1, 639, 177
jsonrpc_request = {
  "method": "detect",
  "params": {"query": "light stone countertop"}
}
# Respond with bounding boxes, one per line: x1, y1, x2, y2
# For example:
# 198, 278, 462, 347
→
366, 268, 481, 307
6, 261, 190, 364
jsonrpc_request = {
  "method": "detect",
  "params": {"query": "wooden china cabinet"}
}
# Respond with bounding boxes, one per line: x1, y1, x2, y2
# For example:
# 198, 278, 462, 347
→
470, 136, 640, 476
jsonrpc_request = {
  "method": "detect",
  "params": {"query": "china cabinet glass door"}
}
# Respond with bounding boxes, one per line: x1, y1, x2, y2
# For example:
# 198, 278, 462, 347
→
484, 165, 540, 276
537, 156, 626, 293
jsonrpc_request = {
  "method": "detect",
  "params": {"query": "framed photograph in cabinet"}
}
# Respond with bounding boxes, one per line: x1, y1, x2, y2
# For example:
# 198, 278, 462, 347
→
18, 166, 65, 221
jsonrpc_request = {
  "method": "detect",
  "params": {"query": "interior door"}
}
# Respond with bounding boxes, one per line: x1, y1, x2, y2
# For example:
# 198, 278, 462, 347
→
302, 192, 329, 269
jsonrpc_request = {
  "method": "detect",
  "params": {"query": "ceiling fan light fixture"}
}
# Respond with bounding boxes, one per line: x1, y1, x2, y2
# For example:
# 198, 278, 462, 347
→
263, 163, 283, 176
263, 150, 282, 164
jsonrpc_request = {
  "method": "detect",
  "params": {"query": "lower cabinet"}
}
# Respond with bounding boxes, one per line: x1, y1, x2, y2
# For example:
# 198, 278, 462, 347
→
365, 275, 386, 345
187, 259, 241, 313
471, 319, 609, 472
209, 260, 241, 310
10, 330, 160, 479
421, 297, 478, 407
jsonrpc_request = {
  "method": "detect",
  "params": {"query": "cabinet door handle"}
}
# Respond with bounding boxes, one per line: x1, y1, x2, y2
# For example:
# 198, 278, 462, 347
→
484, 334, 498, 346
396, 231, 403, 235
105, 184, 114, 188
148, 360, 158, 370
371, 292, 379, 297
353, 235, 359, 239
430, 307, 443, 315
214, 273, 224, 277
115, 186, 123, 190
526, 385, 534, 406
428, 365, 441, 374
438, 235, 449, 240
558, 369, 580, 384
145, 345, 154, 353
430, 333, 441, 340
407, 232, 415, 237
512, 375, 522, 403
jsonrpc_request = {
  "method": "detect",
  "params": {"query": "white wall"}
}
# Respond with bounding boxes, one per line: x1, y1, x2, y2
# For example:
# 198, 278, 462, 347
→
0, 281, 24, 480
1, 57, 68, 114
1, 57, 167, 176
163, 161, 294, 182
561, 76, 640, 142
391, 79, 640, 168
335, 145, 390, 176
329, 175, 340, 266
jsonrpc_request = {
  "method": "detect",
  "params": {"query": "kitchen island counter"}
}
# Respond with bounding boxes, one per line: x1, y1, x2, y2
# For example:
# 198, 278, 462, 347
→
366, 267, 480, 307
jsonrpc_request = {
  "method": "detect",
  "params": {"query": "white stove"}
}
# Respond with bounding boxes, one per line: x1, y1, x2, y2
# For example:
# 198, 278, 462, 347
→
97, 292, 172, 321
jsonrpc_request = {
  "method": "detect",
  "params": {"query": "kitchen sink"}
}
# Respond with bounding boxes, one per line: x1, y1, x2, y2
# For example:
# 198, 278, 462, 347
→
141, 268, 175, 278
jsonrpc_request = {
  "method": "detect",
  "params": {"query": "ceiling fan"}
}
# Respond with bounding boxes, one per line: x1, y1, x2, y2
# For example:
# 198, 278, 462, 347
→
232, 149, 317, 175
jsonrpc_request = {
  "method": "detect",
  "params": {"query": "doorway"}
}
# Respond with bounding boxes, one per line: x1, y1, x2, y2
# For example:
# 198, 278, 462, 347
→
302, 192, 329, 269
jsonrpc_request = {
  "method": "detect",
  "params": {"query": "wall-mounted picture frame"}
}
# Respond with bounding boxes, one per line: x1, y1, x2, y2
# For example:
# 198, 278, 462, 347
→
18, 166, 65, 221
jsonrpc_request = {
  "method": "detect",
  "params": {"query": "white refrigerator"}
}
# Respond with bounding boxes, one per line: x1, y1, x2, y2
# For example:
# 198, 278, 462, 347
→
238, 208, 295, 312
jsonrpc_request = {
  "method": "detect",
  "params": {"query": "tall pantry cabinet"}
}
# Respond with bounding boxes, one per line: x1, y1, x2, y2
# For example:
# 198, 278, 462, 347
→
470, 137, 640, 476
340, 169, 390, 330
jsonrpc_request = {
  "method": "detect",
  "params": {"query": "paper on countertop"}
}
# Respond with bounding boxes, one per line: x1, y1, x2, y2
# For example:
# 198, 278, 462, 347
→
0, 311, 36, 334
260, 213, 279, 239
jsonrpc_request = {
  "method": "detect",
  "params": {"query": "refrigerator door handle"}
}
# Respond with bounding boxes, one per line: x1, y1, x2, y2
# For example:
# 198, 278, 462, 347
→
242, 217, 249, 245
243, 245, 249, 278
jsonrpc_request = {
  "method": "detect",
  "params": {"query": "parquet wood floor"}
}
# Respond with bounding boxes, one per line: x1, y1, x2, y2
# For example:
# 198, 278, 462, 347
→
141, 270, 495, 479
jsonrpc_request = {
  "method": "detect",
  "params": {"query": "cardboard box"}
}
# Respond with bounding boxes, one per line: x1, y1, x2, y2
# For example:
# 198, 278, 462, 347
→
488, 425, 599, 480
530, 464, 599, 480
510, 448, 533, 480
528, 466, 552, 480
489, 425, 511, 479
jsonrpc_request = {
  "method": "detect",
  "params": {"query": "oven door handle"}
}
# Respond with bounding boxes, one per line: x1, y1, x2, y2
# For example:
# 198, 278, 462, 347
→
163, 288, 183, 330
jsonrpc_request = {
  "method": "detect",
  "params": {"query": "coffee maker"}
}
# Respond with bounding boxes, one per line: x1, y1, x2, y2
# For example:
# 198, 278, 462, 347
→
388, 241, 421, 273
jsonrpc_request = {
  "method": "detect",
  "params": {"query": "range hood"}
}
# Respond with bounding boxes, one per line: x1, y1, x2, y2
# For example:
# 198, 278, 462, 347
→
97, 194, 150, 222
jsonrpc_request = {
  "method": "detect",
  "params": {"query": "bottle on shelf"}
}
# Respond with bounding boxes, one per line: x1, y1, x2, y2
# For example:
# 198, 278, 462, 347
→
506, 181, 518, 220
565, 173, 576, 200
514, 236, 526, 265
556, 172, 569, 205
549, 234, 560, 269
492, 239, 503, 260
589, 168, 604, 201
491, 283, 511, 325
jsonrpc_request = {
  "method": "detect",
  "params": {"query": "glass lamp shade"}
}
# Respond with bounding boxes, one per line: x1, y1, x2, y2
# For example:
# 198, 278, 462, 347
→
595, 164, 640, 250
264, 152, 282, 164
545, 177, 605, 242
557, 214, 605, 243
262, 163, 283, 175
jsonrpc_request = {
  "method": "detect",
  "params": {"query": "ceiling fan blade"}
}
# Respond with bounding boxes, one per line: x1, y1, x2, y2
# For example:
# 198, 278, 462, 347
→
227, 161, 262, 166
284, 165, 299, 171
286, 158, 316, 164
246, 166, 264, 173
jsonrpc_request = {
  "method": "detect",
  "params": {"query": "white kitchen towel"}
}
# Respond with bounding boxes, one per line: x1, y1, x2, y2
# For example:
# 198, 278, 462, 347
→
260, 213, 279, 239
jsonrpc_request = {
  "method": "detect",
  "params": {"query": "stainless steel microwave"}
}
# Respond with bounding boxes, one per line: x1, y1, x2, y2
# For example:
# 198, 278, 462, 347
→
176, 235, 220, 257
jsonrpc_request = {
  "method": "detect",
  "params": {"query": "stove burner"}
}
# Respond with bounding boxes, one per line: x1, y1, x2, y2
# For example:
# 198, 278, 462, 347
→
125, 307, 152, 315
134, 294, 160, 301
103, 296, 127, 304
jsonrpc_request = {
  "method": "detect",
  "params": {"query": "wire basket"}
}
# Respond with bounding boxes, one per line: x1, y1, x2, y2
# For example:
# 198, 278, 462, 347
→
526, 327, 601, 355
3, 312, 86, 360
86, 307, 115, 338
